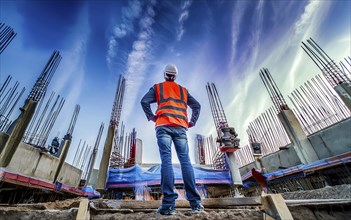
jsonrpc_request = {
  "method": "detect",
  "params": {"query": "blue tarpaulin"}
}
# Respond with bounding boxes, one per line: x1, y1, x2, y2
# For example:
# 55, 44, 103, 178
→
263, 154, 351, 182
241, 153, 351, 188
107, 164, 232, 189
82, 186, 101, 199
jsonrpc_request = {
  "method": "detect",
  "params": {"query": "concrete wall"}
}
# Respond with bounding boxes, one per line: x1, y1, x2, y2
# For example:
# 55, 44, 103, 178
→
88, 168, 99, 187
7, 142, 42, 176
239, 144, 301, 175
57, 163, 82, 188
240, 118, 351, 175
1, 135, 82, 188
308, 117, 351, 159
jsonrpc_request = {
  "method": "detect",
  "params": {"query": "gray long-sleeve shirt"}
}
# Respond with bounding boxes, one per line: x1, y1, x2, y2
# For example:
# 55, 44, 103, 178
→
140, 84, 201, 126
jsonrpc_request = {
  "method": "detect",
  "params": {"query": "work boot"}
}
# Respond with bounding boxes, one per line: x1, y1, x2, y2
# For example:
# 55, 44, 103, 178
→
191, 204, 204, 213
157, 206, 176, 215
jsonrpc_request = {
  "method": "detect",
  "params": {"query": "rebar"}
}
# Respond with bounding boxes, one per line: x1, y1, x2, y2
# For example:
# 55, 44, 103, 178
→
289, 74, 351, 135
259, 68, 288, 113
0, 22, 17, 54
27, 50, 61, 103
23, 94, 65, 148
85, 123, 104, 182
205, 82, 230, 169
105, 74, 127, 168
0, 76, 25, 131
302, 38, 351, 87
246, 106, 291, 160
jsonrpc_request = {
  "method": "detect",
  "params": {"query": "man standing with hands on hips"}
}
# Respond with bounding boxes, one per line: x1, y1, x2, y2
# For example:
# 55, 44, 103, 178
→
141, 64, 204, 215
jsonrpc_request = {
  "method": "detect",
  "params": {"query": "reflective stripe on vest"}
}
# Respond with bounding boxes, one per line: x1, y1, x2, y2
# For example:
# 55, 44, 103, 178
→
155, 81, 188, 127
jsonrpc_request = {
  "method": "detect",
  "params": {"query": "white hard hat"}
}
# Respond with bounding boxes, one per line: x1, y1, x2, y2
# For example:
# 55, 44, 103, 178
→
164, 64, 178, 81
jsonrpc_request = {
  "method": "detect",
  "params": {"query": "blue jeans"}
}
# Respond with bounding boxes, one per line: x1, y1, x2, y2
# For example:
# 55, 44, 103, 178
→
156, 126, 201, 208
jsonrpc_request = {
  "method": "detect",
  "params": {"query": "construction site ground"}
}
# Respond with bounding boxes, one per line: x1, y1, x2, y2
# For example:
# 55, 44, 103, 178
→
0, 184, 350, 220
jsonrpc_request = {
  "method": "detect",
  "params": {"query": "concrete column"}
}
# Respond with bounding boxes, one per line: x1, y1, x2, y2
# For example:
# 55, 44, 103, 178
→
96, 124, 115, 191
334, 82, 351, 111
0, 100, 37, 167
278, 109, 319, 164
85, 149, 97, 186
135, 138, 143, 164
225, 152, 242, 185
53, 135, 72, 182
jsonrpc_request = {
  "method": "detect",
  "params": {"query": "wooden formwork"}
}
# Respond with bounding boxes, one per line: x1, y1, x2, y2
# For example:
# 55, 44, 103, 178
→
76, 194, 295, 220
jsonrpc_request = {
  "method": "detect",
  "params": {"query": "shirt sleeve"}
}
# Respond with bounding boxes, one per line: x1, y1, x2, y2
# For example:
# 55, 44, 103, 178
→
140, 86, 157, 121
187, 91, 201, 125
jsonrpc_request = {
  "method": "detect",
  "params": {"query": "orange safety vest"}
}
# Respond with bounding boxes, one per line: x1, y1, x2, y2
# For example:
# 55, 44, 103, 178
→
155, 81, 189, 128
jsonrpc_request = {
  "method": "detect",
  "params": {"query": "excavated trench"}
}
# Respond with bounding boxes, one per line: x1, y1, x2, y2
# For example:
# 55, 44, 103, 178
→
0, 184, 350, 220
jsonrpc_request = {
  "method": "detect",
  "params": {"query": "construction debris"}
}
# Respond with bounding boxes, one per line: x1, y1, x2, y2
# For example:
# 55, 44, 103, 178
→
0, 184, 350, 219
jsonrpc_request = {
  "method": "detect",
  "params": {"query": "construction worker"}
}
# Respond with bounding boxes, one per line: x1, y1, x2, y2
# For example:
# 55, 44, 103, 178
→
140, 64, 204, 215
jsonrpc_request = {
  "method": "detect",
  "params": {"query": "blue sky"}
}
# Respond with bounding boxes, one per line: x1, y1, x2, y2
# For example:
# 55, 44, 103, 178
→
1, 0, 350, 166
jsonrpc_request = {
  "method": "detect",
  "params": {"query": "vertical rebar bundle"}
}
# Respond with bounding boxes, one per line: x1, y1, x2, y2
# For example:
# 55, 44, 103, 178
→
66, 105, 80, 138
84, 123, 104, 183
110, 75, 126, 126
339, 57, 351, 78
28, 50, 61, 103
125, 128, 137, 168
301, 38, 351, 87
72, 139, 82, 165
109, 122, 126, 168
80, 145, 92, 171
23, 93, 65, 148
195, 134, 220, 167
0, 22, 17, 54
259, 68, 289, 113
109, 124, 138, 169
205, 83, 228, 169
0, 75, 25, 132
206, 83, 228, 136
289, 74, 351, 135
107, 75, 128, 168
234, 144, 255, 168
73, 140, 87, 168
246, 106, 291, 159
205, 135, 217, 167
52, 104, 81, 182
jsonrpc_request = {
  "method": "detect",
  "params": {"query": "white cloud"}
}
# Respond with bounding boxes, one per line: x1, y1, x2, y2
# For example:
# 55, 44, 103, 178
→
113, 25, 127, 38
176, 0, 193, 41
107, 0, 143, 67
229, 1, 246, 67
122, 2, 156, 122
294, 0, 322, 37
179, 11, 189, 23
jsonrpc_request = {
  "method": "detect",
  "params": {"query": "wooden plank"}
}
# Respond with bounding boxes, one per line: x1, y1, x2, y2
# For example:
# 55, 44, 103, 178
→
76, 199, 90, 220
263, 213, 275, 220
92, 197, 261, 209
285, 199, 351, 207
262, 194, 293, 220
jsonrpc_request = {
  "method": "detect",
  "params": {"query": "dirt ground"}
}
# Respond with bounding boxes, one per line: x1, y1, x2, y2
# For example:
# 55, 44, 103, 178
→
0, 184, 350, 220
281, 184, 351, 200
91, 208, 263, 220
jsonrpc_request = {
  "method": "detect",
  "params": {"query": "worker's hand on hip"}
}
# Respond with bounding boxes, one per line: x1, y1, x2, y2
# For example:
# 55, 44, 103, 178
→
188, 122, 194, 128
151, 115, 158, 122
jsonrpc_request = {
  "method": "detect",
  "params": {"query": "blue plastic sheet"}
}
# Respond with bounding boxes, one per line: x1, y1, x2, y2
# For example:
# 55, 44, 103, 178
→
107, 164, 232, 189
82, 186, 101, 199
263, 154, 351, 182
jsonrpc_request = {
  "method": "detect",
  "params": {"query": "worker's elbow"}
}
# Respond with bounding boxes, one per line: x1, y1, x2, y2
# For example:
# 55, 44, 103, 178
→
140, 99, 147, 106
